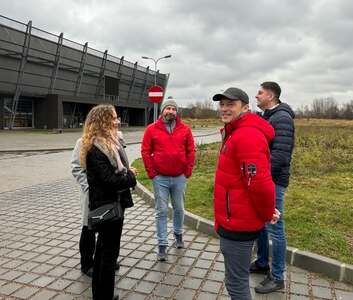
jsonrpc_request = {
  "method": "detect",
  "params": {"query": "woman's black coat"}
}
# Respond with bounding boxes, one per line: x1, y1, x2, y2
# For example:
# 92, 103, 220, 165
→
86, 145, 136, 210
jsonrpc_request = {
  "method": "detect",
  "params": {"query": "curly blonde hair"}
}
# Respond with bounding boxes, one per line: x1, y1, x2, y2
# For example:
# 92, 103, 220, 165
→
80, 104, 119, 168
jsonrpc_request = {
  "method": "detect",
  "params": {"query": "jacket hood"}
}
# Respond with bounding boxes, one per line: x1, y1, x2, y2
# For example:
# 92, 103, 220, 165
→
224, 112, 275, 143
263, 103, 295, 119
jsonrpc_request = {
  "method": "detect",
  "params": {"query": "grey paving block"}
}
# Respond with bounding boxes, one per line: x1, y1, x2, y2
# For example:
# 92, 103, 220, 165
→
153, 284, 176, 298
47, 266, 70, 277
177, 256, 196, 266
126, 268, 148, 280
163, 274, 184, 286
188, 242, 205, 250
195, 291, 218, 300
31, 275, 56, 288
47, 279, 74, 291
29, 289, 58, 300
200, 251, 218, 260
194, 259, 213, 269
288, 294, 310, 300
312, 285, 333, 299
170, 265, 190, 276
117, 278, 138, 290
11, 286, 39, 299
213, 261, 225, 272
335, 289, 353, 300
189, 267, 208, 279
53, 294, 76, 300
65, 281, 90, 295
14, 273, 40, 284
182, 277, 203, 290
290, 283, 309, 296
202, 280, 222, 293
263, 291, 286, 299
207, 271, 224, 282
183, 249, 200, 258
3, 268, 21, 281
135, 260, 156, 270
151, 262, 173, 273
291, 271, 309, 284
124, 291, 148, 300
2, 259, 23, 269
134, 281, 156, 294
62, 269, 83, 280
312, 276, 331, 287
0, 282, 22, 295
334, 281, 353, 291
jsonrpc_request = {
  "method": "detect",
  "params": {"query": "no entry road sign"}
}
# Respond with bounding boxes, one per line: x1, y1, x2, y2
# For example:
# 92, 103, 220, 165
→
148, 85, 164, 103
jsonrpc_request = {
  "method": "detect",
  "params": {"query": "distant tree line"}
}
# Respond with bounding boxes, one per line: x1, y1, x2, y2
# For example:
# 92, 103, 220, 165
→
179, 97, 353, 120
180, 99, 218, 119
296, 98, 353, 119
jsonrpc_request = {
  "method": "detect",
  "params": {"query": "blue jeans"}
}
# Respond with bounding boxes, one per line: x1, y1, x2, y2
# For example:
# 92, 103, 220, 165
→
152, 175, 187, 246
255, 184, 287, 281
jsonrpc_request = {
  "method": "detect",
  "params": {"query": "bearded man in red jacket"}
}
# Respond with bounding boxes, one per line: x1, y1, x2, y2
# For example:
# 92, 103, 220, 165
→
141, 98, 195, 261
213, 87, 280, 300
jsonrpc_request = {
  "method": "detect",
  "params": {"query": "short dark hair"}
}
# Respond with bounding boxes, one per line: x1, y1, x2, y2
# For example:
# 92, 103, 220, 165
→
261, 81, 281, 100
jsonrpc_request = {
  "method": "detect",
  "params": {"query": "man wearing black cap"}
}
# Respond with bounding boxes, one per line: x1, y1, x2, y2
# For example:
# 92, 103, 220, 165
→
251, 82, 295, 294
212, 87, 280, 300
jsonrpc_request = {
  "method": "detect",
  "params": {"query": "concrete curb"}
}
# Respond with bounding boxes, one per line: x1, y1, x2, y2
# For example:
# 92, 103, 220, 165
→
134, 181, 353, 285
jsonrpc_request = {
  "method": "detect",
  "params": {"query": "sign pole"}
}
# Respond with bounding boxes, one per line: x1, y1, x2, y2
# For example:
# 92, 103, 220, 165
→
154, 103, 157, 122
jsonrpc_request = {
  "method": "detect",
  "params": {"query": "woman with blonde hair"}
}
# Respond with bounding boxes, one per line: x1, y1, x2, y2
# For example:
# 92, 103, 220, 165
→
80, 104, 137, 300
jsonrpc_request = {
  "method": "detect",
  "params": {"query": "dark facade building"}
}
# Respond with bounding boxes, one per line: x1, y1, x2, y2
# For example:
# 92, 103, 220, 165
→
0, 15, 168, 129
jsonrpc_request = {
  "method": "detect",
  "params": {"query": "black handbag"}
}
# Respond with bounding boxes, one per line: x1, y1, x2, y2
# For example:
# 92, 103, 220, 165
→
88, 201, 123, 231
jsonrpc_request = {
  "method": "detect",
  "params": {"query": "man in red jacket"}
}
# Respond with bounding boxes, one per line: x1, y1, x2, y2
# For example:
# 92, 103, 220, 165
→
213, 87, 280, 300
141, 98, 195, 261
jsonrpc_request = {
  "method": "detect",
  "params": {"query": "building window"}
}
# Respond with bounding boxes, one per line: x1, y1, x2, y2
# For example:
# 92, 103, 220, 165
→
3, 97, 33, 128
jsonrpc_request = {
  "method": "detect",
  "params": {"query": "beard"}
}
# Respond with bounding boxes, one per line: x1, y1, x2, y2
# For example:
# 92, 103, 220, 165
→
164, 113, 176, 121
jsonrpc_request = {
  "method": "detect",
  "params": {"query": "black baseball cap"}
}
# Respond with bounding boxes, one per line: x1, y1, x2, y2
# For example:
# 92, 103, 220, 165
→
213, 87, 249, 104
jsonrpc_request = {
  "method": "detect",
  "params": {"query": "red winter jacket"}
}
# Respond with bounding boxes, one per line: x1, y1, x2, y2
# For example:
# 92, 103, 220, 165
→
214, 112, 275, 235
141, 116, 195, 178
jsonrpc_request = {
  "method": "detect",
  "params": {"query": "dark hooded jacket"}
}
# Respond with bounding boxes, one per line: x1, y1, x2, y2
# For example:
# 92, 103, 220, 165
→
262, 103, 295, 188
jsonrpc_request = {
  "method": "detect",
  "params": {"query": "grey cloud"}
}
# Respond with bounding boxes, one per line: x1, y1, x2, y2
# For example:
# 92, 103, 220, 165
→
2, 0, 353, 108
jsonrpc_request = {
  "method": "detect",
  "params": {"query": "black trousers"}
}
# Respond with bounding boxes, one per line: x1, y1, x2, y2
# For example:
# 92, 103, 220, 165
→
92, 220, 123, 300
79, 225, 96, 272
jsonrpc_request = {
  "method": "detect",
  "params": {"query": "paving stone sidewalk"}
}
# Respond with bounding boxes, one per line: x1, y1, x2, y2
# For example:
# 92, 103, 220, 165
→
0, 179, 353, 299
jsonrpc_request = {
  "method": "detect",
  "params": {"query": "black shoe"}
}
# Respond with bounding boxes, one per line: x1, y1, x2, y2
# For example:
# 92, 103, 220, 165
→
81, 267, 93, 277
157, 245, 167, 261
255, 273, 285, 294
249, 261, 270, 274
173, 233, 184, 249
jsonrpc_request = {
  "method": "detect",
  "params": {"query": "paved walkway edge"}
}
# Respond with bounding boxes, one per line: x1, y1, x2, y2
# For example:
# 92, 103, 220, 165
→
0, 131, 219, 153
135, 181, 353, 285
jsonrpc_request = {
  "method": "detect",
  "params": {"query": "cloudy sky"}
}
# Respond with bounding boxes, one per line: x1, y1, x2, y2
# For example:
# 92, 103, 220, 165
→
2, 0, 353, 109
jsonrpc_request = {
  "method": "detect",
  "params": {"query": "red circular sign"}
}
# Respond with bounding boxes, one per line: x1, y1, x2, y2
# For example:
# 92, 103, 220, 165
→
148, 85, 164, 103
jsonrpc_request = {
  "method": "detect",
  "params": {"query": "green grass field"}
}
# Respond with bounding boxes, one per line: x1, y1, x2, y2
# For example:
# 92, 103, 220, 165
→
132, 119, 353, 264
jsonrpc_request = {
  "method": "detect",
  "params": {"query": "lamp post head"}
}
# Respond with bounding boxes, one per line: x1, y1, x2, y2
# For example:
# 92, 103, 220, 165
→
164, 55, 172, 58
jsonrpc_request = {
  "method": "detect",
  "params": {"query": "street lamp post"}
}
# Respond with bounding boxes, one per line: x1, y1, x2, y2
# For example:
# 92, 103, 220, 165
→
141, 55, 171, 122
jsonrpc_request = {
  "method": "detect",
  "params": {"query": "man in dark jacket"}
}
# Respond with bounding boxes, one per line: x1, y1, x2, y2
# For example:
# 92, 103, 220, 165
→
251, 81, 295, 294
141, 98, 195, 261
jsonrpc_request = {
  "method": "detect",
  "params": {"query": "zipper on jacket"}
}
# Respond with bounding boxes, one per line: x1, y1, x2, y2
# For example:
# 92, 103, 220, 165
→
226, 191, 231, 222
